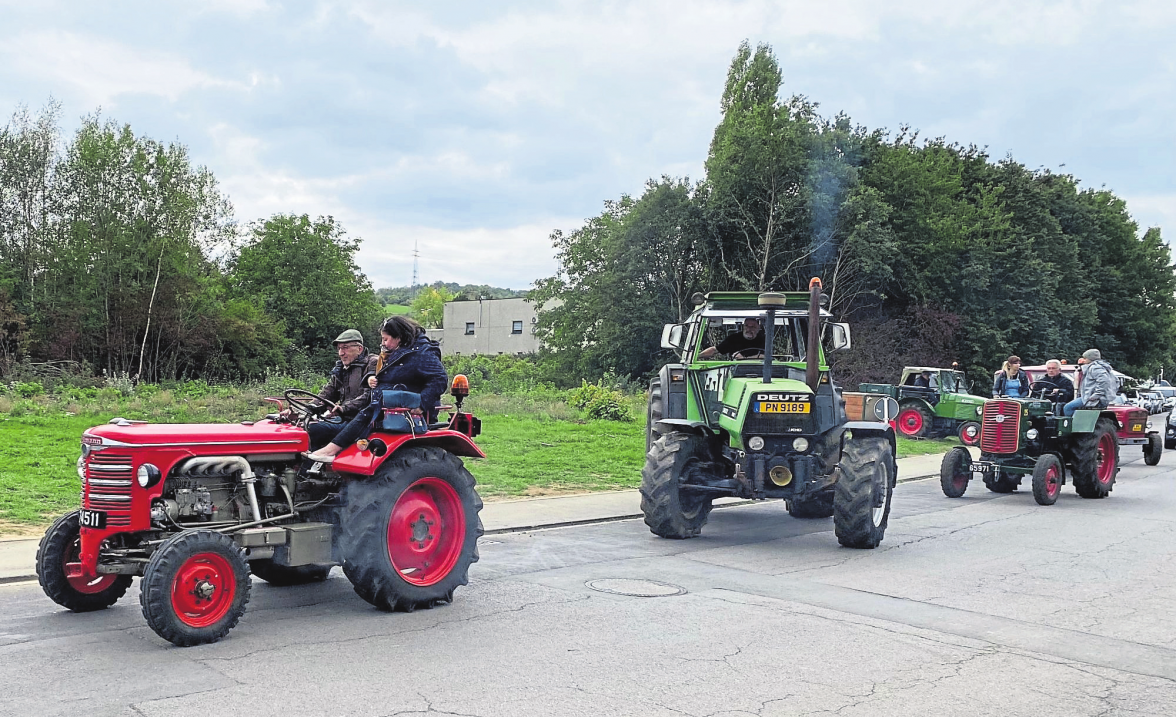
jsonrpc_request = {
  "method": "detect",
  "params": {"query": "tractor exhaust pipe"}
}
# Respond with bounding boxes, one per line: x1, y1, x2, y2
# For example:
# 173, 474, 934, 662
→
807, 278, 822, 392
758, 292, 787, 384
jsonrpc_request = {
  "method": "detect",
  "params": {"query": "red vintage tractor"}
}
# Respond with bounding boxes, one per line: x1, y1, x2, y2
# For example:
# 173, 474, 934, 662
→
36, 377, 484, 646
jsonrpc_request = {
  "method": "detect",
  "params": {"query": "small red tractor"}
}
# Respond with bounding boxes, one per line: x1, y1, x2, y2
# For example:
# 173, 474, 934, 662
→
36, 377, 484, 646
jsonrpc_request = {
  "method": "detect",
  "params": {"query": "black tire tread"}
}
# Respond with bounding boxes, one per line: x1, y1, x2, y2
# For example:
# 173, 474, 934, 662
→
939, 448, 971, 498
36, 511, 132, 612
139, 530, 252, 647
1031, 454, 1062, 506
646, 378, 664, 454
340, 447, 483, 612
1145, 433, 1162, 466
1071, 417, 1118, 499
834, 436, 895, 549
640, 432, 714, 539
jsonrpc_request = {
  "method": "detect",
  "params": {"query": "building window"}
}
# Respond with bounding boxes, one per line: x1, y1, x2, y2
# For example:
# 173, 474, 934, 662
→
465, 322, 475, 335
512, 320, 523, 334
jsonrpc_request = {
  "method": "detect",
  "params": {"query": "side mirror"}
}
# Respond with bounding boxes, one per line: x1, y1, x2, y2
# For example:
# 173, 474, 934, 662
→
661, 323, 685, 351
829, 323, 851, 351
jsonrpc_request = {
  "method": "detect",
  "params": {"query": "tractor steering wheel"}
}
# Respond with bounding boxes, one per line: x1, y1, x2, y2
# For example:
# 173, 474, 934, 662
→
1028, 381, 1057, 400
283, 389, 340, 426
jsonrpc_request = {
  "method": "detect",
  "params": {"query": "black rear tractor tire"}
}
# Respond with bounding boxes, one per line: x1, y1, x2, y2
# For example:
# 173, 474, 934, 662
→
250, 560, 333, 586
786, 491, 835, 519
640, 432, 715, 539
1072, 417, 1119, 499
340, 447, 483, 612
896, 404, 933, 439
940, 447, 972, 498
957, 421, 981, 447
646, 377, 664, 454
834, 435, 895, 549
36, 512, 132, 612
140, 530, 252, 646
1144, 433, 1162, 466
1031, 454, 1063, 506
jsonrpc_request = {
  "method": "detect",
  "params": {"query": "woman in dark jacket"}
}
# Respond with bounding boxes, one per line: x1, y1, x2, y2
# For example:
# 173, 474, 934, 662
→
305, 316, 447, 463
993, 355, 1030, 398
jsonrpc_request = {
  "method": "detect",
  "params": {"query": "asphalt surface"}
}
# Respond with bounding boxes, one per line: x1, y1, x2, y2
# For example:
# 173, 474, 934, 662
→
2, 450, 1175, 716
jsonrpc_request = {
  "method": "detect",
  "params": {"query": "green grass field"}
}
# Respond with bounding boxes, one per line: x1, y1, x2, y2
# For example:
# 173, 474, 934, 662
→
0, 388, 955, 528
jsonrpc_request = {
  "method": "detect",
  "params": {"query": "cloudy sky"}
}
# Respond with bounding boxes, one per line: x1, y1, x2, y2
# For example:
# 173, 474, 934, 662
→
1, 0, 1172, 290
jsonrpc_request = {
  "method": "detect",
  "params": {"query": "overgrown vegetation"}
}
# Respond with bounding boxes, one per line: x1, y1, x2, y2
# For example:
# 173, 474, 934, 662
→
532, 41, 1176, 389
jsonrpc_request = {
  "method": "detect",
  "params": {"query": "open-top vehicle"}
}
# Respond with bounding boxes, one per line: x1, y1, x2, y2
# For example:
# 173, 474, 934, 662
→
939, 381, 1123, 506
859, 365, 985, 445
36, 378, 484, 646
647, 279, 898, 548
1021, 364, 1161, 465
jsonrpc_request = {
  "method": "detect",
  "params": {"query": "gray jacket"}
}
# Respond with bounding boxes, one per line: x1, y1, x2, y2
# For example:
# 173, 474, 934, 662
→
1079, 359, 1117, 408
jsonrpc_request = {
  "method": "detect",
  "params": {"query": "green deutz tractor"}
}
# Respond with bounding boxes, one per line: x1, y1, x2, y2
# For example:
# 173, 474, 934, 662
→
644, 279, 898, 548
859, 365, 986, 445
939, 388, 1120, 506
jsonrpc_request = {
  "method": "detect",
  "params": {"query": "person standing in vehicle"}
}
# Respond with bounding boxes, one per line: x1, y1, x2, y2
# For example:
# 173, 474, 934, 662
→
1063, 349, 1117, 416
1036, 359, 1075, 403
305, 316, 447, 463
291, 329, 379, 450
993, 356, 1029, 398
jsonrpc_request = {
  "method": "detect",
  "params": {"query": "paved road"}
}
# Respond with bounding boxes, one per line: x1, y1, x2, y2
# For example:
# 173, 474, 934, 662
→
2, 451, 1175, 716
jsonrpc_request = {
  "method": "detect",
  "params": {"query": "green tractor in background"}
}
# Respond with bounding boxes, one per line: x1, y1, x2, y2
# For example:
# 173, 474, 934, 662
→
859, 365, 986, 445
645, 279, 899, 548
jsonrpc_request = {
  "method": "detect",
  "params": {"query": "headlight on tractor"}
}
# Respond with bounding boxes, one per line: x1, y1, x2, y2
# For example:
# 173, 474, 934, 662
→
792, 437, 809, 452
748, 436, 765, 451
1026, 429, 1039, 440
77, 456, 85, 481
975, 406, 982, 416
136, 463, 162, 489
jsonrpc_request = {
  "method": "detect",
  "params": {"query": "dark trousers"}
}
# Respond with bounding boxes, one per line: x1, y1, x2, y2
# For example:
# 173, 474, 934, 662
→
307, 417, 347, 450
327, 406, 377, 450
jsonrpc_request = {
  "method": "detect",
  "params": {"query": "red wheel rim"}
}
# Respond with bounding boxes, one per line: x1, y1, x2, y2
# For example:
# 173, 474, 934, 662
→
170, 552, 237, 628
1044, 464, 1060, 498
952, 470, 969, 492
898, 409, 924, 436
959, 424, 980, 446
65, 537, 117, 595
1096, 433, 1116, 484
387, 477, 466, 587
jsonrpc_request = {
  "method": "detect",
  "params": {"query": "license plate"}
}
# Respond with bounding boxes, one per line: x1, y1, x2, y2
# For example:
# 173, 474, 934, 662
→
968, 462, 997, 473
1132, 424, 1143, 432
758, 402, 811, 414
79, 509, 107, 529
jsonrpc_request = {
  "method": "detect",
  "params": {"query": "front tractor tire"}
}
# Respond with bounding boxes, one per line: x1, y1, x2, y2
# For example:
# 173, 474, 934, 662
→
1145, 433, 1163, 466
341, 447, 483, 612
1072, 417, 1119, 499
834, 435, 896, 549
896, 404, 933, 439
641, 432, 715, 539
140, 530, 252, 646
1031, 454, 1063, 506
940, 447, 972, 498
786, 491, 835, 519
646, 377, 664, 454
37, 512, 132, 613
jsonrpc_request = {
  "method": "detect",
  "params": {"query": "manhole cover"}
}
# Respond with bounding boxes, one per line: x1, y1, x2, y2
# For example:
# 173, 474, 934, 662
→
585, 578, 686, 597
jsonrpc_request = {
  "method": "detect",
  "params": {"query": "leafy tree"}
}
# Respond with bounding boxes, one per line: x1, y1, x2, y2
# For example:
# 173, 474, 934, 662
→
411, 286, 455, 328
228, 214, 384, 359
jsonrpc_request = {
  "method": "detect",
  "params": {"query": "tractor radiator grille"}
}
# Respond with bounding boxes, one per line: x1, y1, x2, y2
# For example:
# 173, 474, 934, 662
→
84, 453, 133, 527
980, 401, 1020, 454
1126, 410, 1147, 431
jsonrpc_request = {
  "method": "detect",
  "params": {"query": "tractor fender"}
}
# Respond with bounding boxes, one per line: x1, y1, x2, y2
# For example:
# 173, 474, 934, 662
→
828, 421, 897, 456
654, 419, 710, 437
332, 429, 485, 477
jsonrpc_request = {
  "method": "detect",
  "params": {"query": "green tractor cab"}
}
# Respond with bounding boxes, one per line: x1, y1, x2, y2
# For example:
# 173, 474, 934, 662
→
940, 387, 1120, 506
859, 365, 986, 445
645, 279, 898, 549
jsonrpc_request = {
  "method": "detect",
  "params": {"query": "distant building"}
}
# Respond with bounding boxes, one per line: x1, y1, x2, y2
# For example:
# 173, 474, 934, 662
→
433, 297, 545, 356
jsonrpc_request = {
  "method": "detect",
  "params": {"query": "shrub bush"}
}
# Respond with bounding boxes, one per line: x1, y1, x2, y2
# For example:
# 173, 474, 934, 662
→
13, 381, 44, 398
568, 380, 633, 422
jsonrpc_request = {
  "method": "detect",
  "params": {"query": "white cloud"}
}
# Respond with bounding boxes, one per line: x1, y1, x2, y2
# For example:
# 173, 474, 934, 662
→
0, 31, 245, 107
1123, 194, 1176, 238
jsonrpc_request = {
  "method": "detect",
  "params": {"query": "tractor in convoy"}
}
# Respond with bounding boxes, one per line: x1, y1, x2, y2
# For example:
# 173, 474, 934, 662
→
36, 377, 484, 646
646, 279, 898, 548
939, 381, 1123, 506
859, 365, 986, 445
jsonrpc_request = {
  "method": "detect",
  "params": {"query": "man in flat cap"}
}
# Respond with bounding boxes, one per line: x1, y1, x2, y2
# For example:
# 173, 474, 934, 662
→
1063, 348, 1117, 416
298, 329, 380, 449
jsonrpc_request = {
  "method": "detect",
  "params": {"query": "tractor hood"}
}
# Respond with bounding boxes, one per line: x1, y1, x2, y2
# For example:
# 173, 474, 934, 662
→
83, 419, 308, 452
717, 376, 814, 446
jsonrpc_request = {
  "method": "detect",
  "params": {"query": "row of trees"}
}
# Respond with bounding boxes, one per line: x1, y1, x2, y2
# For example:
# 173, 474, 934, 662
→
533, 42, 1176, 387
0, 102, 384, 381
